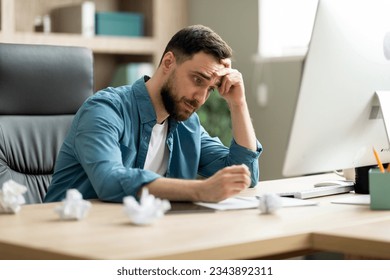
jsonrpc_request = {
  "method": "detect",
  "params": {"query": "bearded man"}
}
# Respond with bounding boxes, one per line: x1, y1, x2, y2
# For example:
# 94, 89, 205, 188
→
44, 25, 262, 203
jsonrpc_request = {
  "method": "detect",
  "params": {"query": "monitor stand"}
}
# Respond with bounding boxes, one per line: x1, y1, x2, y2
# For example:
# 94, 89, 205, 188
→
376, 91, 390, 144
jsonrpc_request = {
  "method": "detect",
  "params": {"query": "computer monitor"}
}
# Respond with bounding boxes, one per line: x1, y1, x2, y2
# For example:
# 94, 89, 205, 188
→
283, 0, 390, 177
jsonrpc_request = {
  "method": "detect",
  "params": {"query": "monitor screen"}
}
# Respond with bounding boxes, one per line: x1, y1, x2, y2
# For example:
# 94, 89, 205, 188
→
283, 0, 390, 177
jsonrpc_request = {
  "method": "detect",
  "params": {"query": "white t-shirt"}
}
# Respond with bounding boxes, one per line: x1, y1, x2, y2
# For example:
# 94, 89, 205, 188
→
143, 121, 169, 176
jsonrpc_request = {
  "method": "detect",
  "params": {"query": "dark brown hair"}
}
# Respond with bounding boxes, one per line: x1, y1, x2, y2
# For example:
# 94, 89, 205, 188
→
160, 25, 233, 65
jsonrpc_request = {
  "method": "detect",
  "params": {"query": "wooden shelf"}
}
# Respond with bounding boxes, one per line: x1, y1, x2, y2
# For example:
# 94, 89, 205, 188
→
0, 0, 188, 90
0, 32, 158, 55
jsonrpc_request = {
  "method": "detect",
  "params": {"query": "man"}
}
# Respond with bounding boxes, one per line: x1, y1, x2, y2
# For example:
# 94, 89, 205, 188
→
44, 25, 262, 203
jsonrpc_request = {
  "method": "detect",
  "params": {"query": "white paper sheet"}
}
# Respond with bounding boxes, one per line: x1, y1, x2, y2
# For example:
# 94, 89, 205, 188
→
195, 196, 317, 211
331, 195, 370, 205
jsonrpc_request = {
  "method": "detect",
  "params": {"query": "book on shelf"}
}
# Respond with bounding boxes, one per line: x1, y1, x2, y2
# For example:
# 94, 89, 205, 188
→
50, 1, 95, 37
95, 11, 144, 37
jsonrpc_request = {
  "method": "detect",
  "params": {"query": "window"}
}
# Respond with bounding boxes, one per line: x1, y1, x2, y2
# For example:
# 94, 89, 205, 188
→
258, 0, 318, 59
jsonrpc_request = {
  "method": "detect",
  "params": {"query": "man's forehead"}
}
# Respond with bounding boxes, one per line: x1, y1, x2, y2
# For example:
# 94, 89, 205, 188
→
193, 69, 221, 85
186, 52, 225, 72
178, 52, 226, 86
199, 63, 224, 75
191, 57, 225, 77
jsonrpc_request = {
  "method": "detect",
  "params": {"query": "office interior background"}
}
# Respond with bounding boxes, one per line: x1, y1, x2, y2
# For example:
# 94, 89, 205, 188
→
0, 0, 315, 181
4, 1, 390, 263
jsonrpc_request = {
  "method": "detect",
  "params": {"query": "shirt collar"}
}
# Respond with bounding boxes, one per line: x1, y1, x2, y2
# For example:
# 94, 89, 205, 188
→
133, 76, 180, 133
133, 76, 157, 124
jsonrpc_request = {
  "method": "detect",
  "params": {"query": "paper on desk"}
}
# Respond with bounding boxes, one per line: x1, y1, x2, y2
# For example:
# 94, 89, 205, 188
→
55, 189, 92, 220
0, 180, 27, 214
331, 195, 370, 205
196, 196, 317, 211
123, 188, 171, 226
258, 193, 282, 214
196, 197, 259, 211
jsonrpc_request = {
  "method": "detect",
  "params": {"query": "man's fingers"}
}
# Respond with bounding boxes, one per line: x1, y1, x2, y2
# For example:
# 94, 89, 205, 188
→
215, 69, 243, 95
215, 67, 234, 77
220, 165, 251, 188
224, 164, 250, 174
221, 58, 232, 68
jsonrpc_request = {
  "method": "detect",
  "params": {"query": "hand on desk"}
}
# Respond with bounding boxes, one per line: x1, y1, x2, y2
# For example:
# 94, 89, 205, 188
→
198, 164, 251, 203
145, 164, 251, 203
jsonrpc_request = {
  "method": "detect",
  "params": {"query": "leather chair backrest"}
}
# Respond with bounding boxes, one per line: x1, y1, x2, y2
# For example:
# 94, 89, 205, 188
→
0, 43, 93, 203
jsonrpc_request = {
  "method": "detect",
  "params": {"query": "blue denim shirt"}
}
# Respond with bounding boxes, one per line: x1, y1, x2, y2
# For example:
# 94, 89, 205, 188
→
44, 77, 262, 203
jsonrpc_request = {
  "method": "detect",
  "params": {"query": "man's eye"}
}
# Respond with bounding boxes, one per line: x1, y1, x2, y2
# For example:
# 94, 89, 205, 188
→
194, 76, 202, 85
209, 87, 219, 94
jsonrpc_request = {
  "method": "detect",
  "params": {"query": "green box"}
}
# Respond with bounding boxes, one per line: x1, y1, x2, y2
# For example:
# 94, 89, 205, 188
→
369, 168, 390, 210
95, 12, 143, 37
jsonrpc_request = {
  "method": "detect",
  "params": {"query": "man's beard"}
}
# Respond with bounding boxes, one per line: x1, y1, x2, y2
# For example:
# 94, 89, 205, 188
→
161, 72, 199, 122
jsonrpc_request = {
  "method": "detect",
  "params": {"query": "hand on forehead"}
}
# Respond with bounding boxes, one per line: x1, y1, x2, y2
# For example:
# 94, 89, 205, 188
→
221, 58, 232, 68
214, 58, 235, 78
205, 57, 231, 72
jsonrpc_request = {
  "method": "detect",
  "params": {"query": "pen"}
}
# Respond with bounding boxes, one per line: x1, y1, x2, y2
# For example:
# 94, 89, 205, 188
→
373, 147, 385, 173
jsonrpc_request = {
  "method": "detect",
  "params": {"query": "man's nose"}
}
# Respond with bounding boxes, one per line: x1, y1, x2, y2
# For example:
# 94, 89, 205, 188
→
193, 88, 208, 105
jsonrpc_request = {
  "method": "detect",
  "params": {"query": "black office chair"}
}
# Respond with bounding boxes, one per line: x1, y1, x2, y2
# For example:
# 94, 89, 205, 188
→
0, 43, 93, 203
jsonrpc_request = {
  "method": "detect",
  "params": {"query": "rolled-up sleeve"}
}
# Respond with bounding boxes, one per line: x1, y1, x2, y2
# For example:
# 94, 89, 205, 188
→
198, 127, 262, 187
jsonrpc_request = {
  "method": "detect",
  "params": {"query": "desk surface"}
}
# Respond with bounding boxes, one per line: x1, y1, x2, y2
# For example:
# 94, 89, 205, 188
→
1, 173, 389, 260
313, 220, 390, 259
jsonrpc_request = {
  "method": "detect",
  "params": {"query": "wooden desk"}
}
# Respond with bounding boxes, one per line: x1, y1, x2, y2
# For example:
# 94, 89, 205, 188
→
0, 173, 389, 259
312, 220, 390, 259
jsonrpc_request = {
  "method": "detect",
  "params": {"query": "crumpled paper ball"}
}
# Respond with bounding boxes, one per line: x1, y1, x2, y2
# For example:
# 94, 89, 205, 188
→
55, 189, 91, 220
0, 180, 27, 214
258, 193, 282, 214
123, 188, 171, 226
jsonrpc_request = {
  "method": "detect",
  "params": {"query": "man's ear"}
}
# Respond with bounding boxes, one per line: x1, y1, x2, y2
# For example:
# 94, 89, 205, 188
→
161, 51, 176, 73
